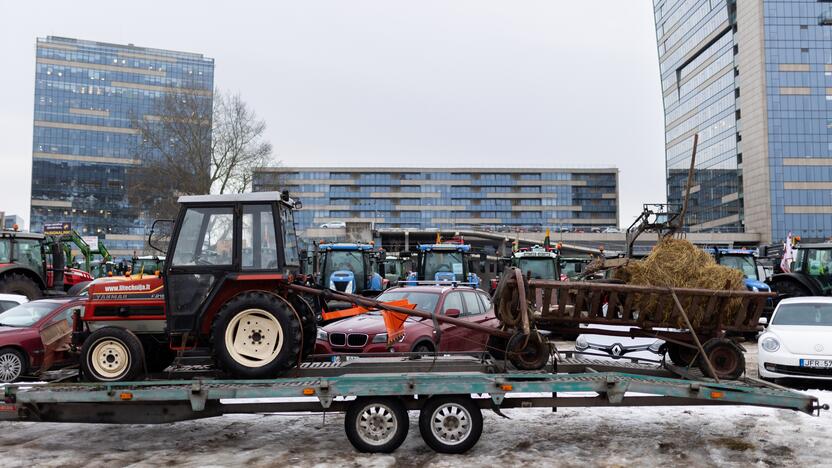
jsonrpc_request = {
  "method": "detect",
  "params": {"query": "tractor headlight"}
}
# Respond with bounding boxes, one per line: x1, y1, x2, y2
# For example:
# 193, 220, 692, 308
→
316, 329, 328, 341
752, 286, 759, 292
575, 335, 588, 350
761, 336, 780, 352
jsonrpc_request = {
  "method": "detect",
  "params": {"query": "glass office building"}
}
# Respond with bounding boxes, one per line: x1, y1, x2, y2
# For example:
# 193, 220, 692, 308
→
253, 167, 619, 236
654, 1, 832, 243
30, 36, 214, 255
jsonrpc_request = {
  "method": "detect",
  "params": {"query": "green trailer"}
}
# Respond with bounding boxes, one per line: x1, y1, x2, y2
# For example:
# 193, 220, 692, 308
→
0, 355, 824, 454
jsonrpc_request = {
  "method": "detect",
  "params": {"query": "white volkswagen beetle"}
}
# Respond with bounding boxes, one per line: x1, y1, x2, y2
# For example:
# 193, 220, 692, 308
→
758, 297, 832, 382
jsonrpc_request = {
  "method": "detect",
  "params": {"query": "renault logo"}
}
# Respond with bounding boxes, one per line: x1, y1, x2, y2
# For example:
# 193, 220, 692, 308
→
611, 344, 623, 357
815, 344, 824, 352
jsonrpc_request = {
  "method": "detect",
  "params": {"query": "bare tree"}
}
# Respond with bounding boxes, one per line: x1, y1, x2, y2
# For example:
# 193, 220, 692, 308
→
129, 89, 273, 220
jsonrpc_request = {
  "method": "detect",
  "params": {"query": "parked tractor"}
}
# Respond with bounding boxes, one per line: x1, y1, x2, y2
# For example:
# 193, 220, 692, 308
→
511, 245, 560, 280
407, 240, 480, 288
0, 229, 91, 299
73, 192, 317, 381
317, 243, 383, 295
767, 242, 832, 299
707, 248, 770, 292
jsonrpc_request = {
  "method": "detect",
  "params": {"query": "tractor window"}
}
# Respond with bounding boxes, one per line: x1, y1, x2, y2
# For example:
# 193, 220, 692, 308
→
0, 239, 9, 263
424, 251, 465, 281
279, 204, 300, 266
517, 258, 557, 280
172, 207, 234, 266
242, 204, 279, 270
717, 255, 758, 280
803, 249, 832, 277
16, 240, 43, 272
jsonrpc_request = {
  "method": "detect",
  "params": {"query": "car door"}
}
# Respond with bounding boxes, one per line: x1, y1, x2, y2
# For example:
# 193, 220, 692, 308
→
458, 291, 490, 351
437, 291, 465, 351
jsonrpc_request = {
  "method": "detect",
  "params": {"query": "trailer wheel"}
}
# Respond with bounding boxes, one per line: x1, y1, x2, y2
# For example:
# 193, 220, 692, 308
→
212, 292, 302, 379
419, 396, 483, 454
81, 327, 145, 382
345, 397, 409, 453
667, 343, 699, 367
507, 332, 549, 370
700, 338, 745, 380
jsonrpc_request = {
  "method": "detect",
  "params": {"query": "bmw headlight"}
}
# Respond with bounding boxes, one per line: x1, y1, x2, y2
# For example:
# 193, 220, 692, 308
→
575, 335, 588, 350
316, 329, 328, 341
372, 333, 388, 343
761, 336, 780, 352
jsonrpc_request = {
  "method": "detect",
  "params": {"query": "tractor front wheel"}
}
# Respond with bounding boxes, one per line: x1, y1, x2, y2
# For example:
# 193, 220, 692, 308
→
81, 327, 145, 382
212, 291, 302, 379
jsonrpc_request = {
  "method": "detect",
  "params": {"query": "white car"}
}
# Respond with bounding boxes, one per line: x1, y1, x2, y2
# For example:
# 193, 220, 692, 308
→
319, 221, 346, 229
0, 294, 28, 312
758, 297, 832, 382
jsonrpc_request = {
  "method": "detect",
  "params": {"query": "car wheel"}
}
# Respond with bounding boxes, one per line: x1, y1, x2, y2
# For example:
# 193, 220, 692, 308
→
212, 291, 302, 379
81, 327, 145, 382
412, 342, 434, 354
345, 397, 409, 453
0, 348, 27, 383
418, 395, 483, 454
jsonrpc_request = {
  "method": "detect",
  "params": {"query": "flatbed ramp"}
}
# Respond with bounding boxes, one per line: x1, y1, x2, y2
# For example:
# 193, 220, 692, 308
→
0, 357, 825, 454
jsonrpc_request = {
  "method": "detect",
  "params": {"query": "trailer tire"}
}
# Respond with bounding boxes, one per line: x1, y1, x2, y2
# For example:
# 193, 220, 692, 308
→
81, 327, 145, 382
667, 343, 699, 367
700, 338, 745, 380
212, 291, 302, 379
345, 397, 409, 453
486, 335, 508, 361
507, 331, 549, 370
419, 395, 483, 454
0, 273, 42, 300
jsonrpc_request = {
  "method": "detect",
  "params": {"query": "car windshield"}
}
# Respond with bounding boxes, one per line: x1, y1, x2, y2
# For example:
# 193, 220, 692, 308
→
373, 291, 440, 314
0, 301, 61, 327
772, 303, 832, 326
718, 254, 758, 279
325, 250, 365, 275
423, 251, 464, 281
0, 239, 9, 263
517, 258, 557, 280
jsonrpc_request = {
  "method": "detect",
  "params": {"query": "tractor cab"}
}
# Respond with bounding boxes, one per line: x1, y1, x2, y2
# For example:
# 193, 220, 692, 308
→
511, 245, 560, 280
708, 248, 770, 292
317, 243, 383, 295
0, 230, 88, 298
768, 242, 832, 299
409, 240, 480, 288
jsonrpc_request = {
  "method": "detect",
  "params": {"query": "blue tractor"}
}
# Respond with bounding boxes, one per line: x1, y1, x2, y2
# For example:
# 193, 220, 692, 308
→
318, 243, 384, 296
406, 241, 480, 288
707, 248, 770, 293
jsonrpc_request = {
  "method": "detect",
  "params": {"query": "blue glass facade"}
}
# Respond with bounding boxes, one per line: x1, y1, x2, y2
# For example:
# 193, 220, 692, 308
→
764, 0, 832, 241
655, 1, 832, 243
654, 0, 742, 233
252, 167, 619, 235
30, 37, 214, 255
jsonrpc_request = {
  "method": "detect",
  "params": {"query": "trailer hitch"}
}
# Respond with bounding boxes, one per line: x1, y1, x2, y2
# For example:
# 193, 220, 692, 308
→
813, 402, 830, 416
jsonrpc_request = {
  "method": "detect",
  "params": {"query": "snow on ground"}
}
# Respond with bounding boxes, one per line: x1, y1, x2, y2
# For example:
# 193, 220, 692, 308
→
1, 349, 831, 467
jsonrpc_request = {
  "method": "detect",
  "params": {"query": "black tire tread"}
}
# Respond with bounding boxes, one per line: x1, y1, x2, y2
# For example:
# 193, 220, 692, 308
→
80, 327, 145, 382
0, 273, 42, 300
418, 395, 483, 454
344, 397, 409, 453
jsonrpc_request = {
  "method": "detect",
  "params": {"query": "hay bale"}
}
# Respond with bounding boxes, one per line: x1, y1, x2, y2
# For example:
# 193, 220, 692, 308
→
616, 238, 745, 327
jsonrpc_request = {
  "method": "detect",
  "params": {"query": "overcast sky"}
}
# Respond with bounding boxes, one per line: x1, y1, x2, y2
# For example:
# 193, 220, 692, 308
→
0, 0, 665, 229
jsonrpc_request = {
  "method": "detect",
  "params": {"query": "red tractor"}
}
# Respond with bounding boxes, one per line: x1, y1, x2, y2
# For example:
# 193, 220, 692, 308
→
0, 230, 92, 299
73, 192, 317, 381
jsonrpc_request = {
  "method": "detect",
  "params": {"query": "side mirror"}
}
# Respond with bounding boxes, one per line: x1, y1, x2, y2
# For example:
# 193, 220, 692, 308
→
758, 317, 768, 327
445, 308, 461, 318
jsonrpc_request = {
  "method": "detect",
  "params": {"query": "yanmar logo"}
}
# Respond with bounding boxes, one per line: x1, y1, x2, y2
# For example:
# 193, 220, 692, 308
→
103, 284, 151, 293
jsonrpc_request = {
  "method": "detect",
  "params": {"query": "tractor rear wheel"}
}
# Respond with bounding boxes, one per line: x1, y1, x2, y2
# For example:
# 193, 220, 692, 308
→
212, 291, 302, 379
0, 273, 42, 300
290, 295, 317, 359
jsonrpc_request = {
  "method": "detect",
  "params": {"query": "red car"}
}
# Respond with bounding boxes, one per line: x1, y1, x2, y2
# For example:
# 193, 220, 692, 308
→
315, 285, 499, 354
0, 298, 83, 382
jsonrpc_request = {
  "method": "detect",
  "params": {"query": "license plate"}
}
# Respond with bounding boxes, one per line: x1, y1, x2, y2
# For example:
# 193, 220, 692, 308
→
800, 359, 832, 368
